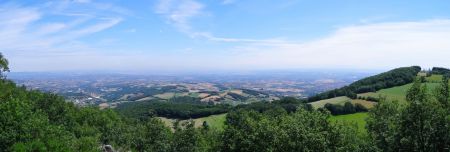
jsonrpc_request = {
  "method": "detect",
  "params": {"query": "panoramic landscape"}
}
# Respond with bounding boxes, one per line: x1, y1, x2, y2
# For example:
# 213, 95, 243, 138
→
0, 0, 449, 152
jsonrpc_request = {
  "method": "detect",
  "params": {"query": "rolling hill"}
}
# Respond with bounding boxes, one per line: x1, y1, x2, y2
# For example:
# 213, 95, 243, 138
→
308, 66, 421, 102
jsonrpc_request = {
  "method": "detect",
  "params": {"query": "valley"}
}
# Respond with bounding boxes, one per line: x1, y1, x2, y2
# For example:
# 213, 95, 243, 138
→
9, 71, 371, 108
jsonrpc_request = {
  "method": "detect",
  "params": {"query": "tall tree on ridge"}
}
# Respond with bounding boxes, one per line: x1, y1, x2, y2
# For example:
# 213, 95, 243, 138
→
0, 52, 9, 78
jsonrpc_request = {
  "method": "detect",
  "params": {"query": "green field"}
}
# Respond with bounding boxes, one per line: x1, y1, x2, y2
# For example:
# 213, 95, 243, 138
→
329, 112, 368, 133
359, 82, 440, 103
426, 74, 444, 83
159, 113, 227, 131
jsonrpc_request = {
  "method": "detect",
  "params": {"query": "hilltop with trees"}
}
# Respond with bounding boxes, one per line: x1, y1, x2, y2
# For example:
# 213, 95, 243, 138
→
308, 66, 421, 101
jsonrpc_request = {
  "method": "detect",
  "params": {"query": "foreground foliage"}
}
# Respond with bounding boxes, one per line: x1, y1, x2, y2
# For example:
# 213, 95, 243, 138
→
366, 78, 450, 151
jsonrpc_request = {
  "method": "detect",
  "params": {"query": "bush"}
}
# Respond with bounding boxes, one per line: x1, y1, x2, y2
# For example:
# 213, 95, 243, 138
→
323, 102, 368, 115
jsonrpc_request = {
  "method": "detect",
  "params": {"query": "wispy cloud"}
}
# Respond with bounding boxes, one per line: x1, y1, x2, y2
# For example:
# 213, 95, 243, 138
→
155, 0, 204, 32
0, 1, 133, 72
155, 0, 287, 43
0, 2, 125, 57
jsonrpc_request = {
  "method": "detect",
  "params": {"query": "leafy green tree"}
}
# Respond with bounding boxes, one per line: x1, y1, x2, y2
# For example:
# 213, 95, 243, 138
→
198, 127, 222, 152
405, 79, 423, 102
131, 118, 171, 152
398, 83, 448, 151
0, 52, 9, 78
171, 121, 201, 152
434, 76, 449, 108
366, 99, 402, 151
222, 108, 364, 152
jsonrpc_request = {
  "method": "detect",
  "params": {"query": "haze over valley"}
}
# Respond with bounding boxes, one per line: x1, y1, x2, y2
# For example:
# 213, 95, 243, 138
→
9, 70, 373, 107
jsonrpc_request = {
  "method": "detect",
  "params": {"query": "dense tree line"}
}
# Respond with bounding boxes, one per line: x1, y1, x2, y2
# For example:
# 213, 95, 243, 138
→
432, 67, 450, 75
322, 102, 368, 115
116, 99, 231, 119
357, 96, 381, 102
309, 66, 421, 101
221, 108, 370, 151
233, 97, 311, 113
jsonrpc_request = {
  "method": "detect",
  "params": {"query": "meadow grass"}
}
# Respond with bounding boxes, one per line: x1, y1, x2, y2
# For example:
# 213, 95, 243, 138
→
329, 112, 368, 134
426, 74, 443, 83
358, 82, 440, 103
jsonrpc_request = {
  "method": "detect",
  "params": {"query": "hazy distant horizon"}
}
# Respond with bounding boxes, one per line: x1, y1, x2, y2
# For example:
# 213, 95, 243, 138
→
7, 67, 386, 76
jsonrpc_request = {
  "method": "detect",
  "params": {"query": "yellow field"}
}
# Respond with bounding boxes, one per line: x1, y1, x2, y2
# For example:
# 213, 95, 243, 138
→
309, 96, 376, 109
309, 96, 352, 109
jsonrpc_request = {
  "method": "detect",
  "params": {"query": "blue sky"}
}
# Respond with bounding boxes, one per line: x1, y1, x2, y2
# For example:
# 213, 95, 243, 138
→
1, 0, 450, 72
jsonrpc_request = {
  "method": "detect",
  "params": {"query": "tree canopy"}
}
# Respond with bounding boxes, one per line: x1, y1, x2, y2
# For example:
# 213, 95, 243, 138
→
0, 53, 9, 78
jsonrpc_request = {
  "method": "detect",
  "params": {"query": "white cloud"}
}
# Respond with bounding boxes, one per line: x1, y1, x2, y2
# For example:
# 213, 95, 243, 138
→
155, 0, 204, 32
226, 19, 450, 70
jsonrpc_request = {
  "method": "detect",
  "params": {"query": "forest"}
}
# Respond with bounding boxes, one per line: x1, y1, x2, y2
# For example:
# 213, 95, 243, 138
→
0, 55, 449, 151
116, 99, 231, 119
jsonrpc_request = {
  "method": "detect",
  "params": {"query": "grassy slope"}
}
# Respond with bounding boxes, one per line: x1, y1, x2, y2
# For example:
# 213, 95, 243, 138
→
358, 74, 447, 103
358, 82, 440, 103
309, 96, 352, 109
426, 74, 443, 83
329, 113, 368, 134
309, 96, 376, 109
320, 75, 445, 134
159, 113, 227, 131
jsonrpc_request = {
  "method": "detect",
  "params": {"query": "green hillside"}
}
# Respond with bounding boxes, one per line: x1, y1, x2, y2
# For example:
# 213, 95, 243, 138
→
359, 79, 443, 103
309, 66, 421, 101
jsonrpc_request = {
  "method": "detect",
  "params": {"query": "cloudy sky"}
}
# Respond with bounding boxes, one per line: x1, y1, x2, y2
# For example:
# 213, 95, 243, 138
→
1, 0, 450, 72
